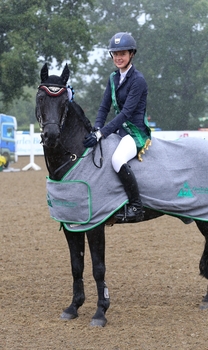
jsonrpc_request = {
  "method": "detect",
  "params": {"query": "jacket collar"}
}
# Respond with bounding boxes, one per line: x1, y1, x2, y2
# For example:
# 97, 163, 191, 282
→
114, 64, 135, 88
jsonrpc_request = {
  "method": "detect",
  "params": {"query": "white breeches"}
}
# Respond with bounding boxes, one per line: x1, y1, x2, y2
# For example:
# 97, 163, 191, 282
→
112, 134, 137, 173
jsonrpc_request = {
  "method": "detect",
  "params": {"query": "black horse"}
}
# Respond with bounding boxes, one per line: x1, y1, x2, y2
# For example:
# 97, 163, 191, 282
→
36, 63, 208, 327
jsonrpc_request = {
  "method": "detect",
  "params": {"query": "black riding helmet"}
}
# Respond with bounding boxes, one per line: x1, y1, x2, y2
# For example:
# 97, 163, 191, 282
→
108, 32, 137, 54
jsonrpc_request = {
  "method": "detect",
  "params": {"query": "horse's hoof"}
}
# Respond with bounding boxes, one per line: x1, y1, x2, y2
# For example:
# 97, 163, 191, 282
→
60, 311, 78, 320
90, 318, 107, 327
199, 302, 208, 310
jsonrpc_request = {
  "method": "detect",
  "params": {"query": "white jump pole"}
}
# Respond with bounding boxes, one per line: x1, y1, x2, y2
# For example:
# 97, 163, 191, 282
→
22, 124, 41, 171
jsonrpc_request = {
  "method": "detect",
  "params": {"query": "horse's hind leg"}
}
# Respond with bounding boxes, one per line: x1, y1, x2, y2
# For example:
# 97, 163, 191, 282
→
195, 220, 208, 309
87, 225, 110, 327
60, 229, 85, 320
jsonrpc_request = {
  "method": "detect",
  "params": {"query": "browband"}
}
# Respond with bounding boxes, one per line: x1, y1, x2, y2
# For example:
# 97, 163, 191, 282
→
38, 84, 67, 97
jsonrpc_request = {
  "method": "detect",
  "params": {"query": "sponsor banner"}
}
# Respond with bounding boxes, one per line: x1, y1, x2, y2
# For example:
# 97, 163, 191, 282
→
152, 130, 208, 140
16, 131, 43, 156
16, 130, 208, 156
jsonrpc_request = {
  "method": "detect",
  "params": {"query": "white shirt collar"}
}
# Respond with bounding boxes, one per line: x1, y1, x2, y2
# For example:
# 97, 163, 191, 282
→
119, 64, 132, 84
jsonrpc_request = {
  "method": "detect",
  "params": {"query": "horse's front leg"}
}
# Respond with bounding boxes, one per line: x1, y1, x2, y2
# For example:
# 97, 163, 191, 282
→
60, 229, 85, 320
195, 220, 208, 310
87, 225, 110, 327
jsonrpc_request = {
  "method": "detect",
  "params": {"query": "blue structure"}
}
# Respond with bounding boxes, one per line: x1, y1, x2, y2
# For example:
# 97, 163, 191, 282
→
0, 114, 17, 167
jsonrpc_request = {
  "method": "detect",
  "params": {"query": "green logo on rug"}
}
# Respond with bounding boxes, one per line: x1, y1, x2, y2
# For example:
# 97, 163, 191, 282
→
177, 182, 194, 198
178, 182, 208, 197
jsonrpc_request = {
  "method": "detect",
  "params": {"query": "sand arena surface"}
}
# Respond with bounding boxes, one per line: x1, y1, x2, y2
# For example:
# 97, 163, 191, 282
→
1, 156, 208, 349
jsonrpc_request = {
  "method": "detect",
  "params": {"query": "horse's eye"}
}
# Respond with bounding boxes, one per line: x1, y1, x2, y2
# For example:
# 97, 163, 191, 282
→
38, 96, 44, 104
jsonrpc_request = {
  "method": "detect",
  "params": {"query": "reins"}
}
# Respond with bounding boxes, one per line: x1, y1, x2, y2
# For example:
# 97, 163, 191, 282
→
59, 137, 103, 169
43, 137, 103, 178
43, 148, 77, 178
58, 136, 103, 168
92, 141, 103, 168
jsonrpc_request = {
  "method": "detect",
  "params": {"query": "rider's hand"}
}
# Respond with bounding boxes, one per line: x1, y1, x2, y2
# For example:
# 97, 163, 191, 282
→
83, 130, 102, 148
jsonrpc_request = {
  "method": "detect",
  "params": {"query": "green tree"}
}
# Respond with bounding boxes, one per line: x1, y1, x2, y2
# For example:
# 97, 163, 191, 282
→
0, 0, 94, 106
4, 86, 38, 130
74, 0, 208, 130
140, 0, 208, 130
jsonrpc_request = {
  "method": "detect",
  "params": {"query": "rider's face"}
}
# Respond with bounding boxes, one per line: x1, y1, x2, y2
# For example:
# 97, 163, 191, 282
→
111, 50, 133, 72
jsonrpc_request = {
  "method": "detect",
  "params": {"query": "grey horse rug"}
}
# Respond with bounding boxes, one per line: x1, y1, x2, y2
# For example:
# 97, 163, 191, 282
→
46, 135, 208, 232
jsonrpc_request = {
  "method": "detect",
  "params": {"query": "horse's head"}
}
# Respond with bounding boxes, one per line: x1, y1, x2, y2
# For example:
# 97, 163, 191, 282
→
36, 63, 70, 148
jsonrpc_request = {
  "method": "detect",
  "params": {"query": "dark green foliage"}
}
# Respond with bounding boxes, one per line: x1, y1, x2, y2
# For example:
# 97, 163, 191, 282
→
0, 0, 94, 106
2, 0, 208, 131
75, 0, 208, 130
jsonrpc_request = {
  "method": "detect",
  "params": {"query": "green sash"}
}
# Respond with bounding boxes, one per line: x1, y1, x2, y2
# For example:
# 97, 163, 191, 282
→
110, 72, 151, 160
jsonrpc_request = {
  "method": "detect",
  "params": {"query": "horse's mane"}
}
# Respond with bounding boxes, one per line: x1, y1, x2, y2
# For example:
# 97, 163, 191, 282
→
70, 100, 92, 133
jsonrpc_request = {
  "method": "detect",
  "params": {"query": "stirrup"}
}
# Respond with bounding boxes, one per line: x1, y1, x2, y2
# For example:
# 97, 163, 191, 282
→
115, 204, 144, 223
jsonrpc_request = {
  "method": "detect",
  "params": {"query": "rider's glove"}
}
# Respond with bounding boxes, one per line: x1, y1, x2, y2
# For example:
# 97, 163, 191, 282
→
83, 129, 102, 148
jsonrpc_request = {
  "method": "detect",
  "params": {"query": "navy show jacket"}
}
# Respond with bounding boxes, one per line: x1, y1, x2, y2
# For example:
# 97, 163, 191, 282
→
94, 64, 148, 138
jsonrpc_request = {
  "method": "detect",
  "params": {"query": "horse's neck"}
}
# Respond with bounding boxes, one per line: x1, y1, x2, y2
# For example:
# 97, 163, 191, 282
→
62, 115, 86, 156
45, 112, 88, 180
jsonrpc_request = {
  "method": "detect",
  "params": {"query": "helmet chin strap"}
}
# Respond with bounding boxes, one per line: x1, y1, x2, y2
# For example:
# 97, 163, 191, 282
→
124, 59, 132, 69
122, 52, 134, 69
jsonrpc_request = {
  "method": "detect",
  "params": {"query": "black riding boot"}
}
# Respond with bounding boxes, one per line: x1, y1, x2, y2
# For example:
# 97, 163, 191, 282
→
115, 163, 144, 223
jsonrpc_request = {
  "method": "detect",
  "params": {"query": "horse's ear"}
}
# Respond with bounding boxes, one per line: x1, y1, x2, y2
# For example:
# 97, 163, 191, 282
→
40, 63, 48, 83
61, 64, 70, 85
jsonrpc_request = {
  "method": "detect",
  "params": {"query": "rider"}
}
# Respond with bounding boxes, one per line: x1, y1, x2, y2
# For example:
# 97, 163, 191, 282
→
83, 32, 151, 222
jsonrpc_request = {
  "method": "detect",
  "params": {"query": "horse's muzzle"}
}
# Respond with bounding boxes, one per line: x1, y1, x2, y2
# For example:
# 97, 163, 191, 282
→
41, 128, 60, 148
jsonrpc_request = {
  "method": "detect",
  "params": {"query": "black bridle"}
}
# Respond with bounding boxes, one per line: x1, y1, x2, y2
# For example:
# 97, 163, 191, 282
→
37, 84, 103, 177
37, 84, 68, 131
